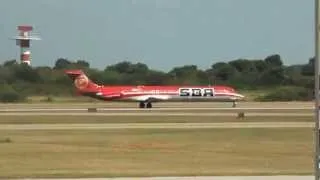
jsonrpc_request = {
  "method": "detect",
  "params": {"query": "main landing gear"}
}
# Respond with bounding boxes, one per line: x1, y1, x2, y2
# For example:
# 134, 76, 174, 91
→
139, 101, 152, 109
232, 101, 237, 108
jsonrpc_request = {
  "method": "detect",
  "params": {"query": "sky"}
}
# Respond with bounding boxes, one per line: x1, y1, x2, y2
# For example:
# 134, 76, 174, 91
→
0, 0, 314, 71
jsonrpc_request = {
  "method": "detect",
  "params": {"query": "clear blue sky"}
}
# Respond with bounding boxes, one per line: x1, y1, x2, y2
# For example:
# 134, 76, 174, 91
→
0, 0, 314, 71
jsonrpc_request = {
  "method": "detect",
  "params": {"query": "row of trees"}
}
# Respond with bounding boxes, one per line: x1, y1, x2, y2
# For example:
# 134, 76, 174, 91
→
0, 54, 316, 102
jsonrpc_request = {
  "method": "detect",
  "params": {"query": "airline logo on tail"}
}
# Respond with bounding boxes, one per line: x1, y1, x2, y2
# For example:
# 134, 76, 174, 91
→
74, 74, 89, 90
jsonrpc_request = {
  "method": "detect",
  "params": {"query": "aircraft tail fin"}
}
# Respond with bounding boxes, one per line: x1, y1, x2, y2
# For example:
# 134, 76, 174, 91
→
65, 69, 100, 92
65, 69, 84, 80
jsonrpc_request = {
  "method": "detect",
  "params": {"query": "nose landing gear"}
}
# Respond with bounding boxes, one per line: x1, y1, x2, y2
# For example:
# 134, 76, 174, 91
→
139, 101, 153, 109
232, 101, 237, 108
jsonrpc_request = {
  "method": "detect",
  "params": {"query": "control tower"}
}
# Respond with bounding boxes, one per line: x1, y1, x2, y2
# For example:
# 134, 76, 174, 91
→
11, 25, 41, 65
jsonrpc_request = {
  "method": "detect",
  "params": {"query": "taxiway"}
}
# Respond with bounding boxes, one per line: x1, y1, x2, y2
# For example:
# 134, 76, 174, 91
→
0, 122, 313, 130
0, 107, 314, 111
14, 176, 313, 180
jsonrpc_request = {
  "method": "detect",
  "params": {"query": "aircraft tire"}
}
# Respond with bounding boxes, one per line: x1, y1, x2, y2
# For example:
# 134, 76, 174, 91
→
139, 102, 145, 108
232, 101, 237, 108
146, 102, 152, 108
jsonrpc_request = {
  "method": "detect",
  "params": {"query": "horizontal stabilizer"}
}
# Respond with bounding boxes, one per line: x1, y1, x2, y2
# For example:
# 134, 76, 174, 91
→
65, 69, 84, 75
64, 69, 84, 80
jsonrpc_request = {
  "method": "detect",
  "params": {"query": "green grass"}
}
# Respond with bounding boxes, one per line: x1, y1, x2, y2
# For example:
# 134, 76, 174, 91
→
0, 128, 312, 178
0, 115, 313, 124
27, 96, 99, 103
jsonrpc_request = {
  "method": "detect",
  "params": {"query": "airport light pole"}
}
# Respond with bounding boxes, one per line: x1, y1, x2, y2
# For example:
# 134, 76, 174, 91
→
315, 0, 320, 179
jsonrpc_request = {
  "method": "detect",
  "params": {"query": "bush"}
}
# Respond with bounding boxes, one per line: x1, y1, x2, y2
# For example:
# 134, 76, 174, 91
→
0, 91, 26, 103
255, 86, 312, 101
0, 84, 27, 103
40, 96, 54, 102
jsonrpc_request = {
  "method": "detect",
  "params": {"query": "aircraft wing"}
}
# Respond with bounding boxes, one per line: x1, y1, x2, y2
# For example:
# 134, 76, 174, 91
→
128, 95, 172, 102
95, 92, 122, 99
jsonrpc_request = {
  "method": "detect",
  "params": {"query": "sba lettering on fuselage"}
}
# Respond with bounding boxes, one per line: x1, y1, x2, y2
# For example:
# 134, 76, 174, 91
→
179, 88, 214, 97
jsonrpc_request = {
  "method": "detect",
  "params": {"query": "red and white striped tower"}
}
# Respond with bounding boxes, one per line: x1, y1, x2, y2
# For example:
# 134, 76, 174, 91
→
11, 25, 41, 65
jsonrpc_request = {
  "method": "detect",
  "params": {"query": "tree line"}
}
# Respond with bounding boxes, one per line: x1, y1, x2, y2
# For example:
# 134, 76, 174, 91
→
0, 54, 316, 102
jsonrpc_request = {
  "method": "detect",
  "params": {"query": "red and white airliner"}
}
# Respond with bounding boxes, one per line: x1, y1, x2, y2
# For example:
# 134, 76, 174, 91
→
65, 69, 245, 108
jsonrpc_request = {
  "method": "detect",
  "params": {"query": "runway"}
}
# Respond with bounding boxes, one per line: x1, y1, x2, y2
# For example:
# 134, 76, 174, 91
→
0, 112, 313, 117
0, 105, 314, 129
0, 122, 313, 130
0, 106, 314, 117
15, 176, 314, 180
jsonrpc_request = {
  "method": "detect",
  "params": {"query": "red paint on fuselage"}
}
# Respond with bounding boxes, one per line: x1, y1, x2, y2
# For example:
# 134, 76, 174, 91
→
65, 69, 244, 102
